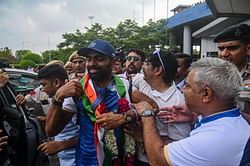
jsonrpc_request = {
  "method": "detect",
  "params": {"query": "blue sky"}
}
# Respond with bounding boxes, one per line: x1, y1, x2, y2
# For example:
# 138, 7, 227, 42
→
0, 0, 202, 54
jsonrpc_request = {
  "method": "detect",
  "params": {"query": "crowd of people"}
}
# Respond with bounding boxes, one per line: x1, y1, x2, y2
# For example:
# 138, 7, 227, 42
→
0, 23, 250, 166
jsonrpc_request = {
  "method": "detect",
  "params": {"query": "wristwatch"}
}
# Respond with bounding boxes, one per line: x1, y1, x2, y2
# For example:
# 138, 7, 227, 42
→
141, 109, 155, 117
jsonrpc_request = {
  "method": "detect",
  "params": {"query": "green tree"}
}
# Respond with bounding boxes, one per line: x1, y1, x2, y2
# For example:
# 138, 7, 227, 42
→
58, 29, 86, 50
42, 49, 72, 64
22, 53, 42, 64
113, 19, 141, 48
52, 18, 171, 62
15, 50, 32, 63
0, 47, 16, 64
20, 59, 36, 69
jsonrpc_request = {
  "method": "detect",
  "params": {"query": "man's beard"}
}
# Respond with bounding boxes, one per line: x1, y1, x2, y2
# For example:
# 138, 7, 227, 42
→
126, 65, 140, 74
88, 68, 112, 82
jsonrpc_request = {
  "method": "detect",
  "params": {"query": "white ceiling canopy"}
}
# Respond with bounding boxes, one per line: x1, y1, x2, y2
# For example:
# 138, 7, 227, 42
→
206, 0, 250, 17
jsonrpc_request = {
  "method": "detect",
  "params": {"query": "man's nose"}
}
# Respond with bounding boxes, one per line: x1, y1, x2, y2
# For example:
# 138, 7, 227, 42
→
219, 49, 230, 58
88, 58, 96, 66
128, 60, 136, 65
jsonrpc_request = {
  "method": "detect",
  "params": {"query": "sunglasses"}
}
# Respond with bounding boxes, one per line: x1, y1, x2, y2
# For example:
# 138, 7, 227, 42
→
153, 49, 165, 71
126, 56, 141, 62
218, 45, 241, 51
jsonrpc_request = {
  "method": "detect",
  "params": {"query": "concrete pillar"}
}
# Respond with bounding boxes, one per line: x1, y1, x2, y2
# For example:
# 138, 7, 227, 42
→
183, 25, 192, 55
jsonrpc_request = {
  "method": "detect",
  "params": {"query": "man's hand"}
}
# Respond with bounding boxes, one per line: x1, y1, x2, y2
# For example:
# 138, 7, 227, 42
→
157, 105, 196, 123
96, 112, 124, 129
134, 101, 153, 114
0, 72, 9, 88
37, 140, 62, 156
55, 79, 82, 101
0, 130, 8, 152
15, 94, 26, 106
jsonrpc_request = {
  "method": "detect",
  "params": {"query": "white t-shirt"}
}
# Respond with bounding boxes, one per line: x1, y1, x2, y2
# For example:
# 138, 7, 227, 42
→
165, 114, 250, 166
132, 73, 191, 162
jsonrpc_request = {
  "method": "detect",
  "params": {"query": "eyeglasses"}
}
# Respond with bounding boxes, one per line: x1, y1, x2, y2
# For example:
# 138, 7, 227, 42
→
72, 60, 85, 64
126, 56, 141, 62
153, 48, 165, 71
218, 45, 241, 51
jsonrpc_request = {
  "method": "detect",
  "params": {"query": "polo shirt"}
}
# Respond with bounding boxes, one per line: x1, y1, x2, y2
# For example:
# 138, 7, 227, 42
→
132, 73, 191, 163
165, 108, 250, 166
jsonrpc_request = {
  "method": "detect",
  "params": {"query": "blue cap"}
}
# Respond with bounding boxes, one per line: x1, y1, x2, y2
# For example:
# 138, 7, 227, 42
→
78, 39, 115, 57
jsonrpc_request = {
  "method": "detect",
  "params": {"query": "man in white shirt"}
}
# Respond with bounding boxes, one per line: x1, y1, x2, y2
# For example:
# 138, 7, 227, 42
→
132, 49, 191, 165
135, 58, 250, 166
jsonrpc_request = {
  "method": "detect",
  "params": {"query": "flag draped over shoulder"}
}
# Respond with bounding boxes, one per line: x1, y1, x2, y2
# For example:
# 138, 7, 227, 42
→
78, 74, 135, 166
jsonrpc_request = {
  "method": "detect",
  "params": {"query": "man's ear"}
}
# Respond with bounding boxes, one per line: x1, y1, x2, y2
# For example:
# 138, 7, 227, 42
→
155, 66, 164, 76
202, 87, 212, 103
53, 79, 61, 88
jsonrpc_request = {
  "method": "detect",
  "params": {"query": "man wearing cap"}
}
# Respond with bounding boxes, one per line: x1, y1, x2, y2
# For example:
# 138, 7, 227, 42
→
68, 51, 86, 80
214, 24, 250, 114
46, 39, 136, 166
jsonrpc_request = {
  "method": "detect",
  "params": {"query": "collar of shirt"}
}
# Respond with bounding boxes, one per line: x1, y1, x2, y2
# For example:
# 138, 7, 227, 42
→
151, 82, 177, 102
194, 107, 240, 129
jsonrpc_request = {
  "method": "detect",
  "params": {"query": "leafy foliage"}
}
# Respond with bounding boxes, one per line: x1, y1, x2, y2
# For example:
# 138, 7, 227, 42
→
20, 59, 36, 69
55, 19, 169, 59
15, 50, 32, 63
0, 47, 16, 63
22, 53, 42, 64
6, 18, 171, 65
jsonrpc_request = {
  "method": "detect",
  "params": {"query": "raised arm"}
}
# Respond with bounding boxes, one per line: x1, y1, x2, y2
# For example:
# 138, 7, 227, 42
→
46, 80, 82, 137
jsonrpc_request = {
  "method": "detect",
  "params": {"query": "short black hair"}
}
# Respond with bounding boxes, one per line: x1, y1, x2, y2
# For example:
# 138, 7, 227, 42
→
147, 50, 177, 85
127, 49, 145, 62
175, 53, 193, 69
38, 64, 68, 81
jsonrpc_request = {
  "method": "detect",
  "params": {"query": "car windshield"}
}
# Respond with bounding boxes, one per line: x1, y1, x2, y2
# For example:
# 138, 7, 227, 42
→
3, 69, 40, 95
9, 75, 39, 93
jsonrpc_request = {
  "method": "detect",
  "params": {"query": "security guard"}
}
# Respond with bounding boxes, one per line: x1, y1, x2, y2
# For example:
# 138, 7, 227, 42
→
214, 23, 250, 113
